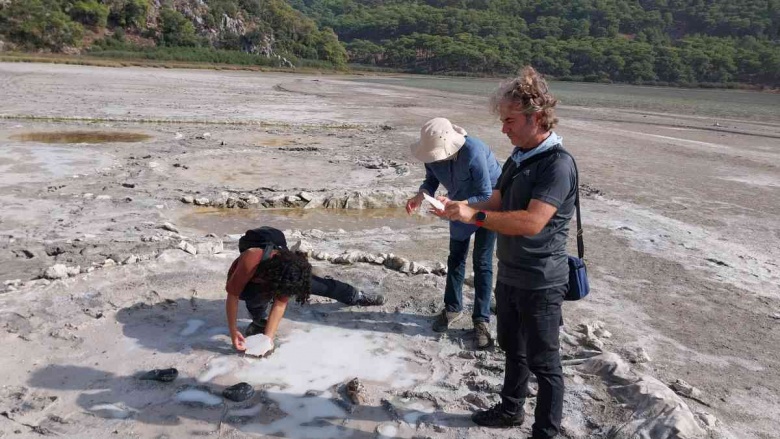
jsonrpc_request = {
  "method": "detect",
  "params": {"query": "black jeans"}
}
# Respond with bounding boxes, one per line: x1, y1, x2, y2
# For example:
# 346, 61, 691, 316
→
241, 274, 360, 322
496, 282, 566, 439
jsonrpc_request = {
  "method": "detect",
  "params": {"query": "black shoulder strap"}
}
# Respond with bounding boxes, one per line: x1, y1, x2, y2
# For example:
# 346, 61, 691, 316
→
500, 146, 584, 259
499, 147, 561, 195
261, 243, 274, 261
556, 149, 584, 259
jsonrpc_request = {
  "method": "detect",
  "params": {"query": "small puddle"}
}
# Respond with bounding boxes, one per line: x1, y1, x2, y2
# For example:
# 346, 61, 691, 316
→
177, 207, 440, 235
10, 131, 151, 144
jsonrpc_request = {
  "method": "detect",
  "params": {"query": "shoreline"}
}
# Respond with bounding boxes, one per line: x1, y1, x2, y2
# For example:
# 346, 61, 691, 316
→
1, 52, 777, 93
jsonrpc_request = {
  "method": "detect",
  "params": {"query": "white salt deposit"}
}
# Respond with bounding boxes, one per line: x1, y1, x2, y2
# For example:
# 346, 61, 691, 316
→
236, 325, 421, 439
175, 389, 222, 406
180, 319, 205, 336
587, 196, 780, 297
228, 404, 263, 418
721, 174, 780, 188
198, 356, 238, 383
423, 193, 444, 210
244, 333, 274, 357
377, 422, 399, 437
88, 403, 137, 419
243, 392, 346, 439
401, 399, 435, 424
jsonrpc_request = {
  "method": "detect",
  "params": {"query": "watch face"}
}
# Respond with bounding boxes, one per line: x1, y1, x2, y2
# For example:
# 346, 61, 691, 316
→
476, 211, 487, 221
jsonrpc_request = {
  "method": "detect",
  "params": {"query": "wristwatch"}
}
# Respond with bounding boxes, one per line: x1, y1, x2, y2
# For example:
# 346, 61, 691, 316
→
475, 210, 487, 227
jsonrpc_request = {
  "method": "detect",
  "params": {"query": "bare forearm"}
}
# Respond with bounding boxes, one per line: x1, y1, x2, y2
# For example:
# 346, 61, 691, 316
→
467, 190, 501, 211
264, 299, 288, 339
225, 295, 240, 334
481, 209, 544, 236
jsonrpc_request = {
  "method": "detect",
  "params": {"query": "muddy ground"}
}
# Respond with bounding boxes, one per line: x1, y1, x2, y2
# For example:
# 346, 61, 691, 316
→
0, 62, 779, 439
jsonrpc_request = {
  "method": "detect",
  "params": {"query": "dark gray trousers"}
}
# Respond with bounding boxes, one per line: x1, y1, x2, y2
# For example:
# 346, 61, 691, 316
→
496, 282, 566, 439
241, 275, 359, 322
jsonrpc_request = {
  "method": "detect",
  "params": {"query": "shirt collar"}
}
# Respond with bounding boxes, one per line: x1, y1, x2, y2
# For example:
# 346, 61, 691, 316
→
510, 132, 562, 165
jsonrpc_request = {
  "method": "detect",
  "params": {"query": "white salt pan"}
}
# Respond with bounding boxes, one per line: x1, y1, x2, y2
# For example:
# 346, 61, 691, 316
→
236, 325, 421, 439
423, 193, 444, 210
175, 389, 222, 406
198, 356, 237, 383
377, 422, 399, 437
89, 403, 137, 419
228, 405, 263, 417
245, 334, 274, 357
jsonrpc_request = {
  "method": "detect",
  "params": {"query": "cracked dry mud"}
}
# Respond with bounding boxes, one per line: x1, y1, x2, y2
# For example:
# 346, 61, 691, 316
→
1, 62, 779, 439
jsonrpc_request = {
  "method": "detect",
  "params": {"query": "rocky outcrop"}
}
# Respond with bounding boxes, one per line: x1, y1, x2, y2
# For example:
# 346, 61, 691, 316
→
179, 189, 411, 210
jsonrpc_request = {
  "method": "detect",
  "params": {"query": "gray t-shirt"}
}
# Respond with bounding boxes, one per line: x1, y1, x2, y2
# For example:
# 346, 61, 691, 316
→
496, 148, 577, 289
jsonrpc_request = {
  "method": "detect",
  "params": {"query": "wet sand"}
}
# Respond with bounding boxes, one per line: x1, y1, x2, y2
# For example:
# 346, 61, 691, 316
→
1, 62, 779, 438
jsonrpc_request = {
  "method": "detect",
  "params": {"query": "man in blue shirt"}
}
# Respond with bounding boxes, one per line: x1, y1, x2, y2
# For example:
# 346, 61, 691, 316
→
406, 117, 501, 349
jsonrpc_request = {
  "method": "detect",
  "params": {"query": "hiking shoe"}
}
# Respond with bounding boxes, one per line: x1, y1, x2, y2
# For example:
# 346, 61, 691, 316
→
355, 291, 386, 306
472, 403, 524, 428
474, 321, 493, 349
432, 310, 463, 332
243, 320, 266, 337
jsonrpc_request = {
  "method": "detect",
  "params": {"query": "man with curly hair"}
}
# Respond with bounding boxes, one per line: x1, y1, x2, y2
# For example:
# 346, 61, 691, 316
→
436, 66, 577, 439
225, 227, 385, 353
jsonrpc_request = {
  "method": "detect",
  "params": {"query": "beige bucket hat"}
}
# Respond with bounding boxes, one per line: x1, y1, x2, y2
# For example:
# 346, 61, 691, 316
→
410, 117, 467, 163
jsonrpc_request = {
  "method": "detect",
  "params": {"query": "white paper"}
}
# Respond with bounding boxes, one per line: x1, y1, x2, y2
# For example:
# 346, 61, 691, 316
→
245, 334, 273, 357
423, 193, 445, 210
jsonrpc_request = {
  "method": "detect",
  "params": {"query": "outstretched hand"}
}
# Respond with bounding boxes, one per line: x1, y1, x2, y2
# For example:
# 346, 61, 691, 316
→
429, 195, 451, 216
442, 201, 477, 224
406, 193, 424, 214
431, 197, 475, 224
231, 331, 246, 352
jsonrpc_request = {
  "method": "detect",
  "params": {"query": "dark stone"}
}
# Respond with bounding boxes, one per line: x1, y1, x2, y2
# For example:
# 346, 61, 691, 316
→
139, 368, 178, 382
222, 382, 255, 402
13, 249, 34, 259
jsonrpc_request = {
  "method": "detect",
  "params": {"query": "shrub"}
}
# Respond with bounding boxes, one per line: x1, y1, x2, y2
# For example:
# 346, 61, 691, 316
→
0, 0, 84, 50
69, 0, 109, 28
158, 8, 199, 47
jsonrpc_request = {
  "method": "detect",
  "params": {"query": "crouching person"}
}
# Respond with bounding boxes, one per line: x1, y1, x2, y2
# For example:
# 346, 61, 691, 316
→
225, 226, 385, 352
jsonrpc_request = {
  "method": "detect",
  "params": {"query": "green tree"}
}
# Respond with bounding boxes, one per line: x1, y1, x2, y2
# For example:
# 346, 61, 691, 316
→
68, 0, 109, 28
346, 39, 383, 64
103, 0, 149, 28
0, 0, 84, 50
158, 7, 199, 47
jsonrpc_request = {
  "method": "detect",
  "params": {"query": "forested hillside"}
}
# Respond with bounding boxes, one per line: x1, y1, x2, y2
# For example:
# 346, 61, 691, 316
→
294, 0, 780, 85
0, 0, 348, 68
0, 0, 778, 86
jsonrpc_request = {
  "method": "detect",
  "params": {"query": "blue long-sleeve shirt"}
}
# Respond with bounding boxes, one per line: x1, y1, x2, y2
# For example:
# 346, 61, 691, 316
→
419, 136, 501, 241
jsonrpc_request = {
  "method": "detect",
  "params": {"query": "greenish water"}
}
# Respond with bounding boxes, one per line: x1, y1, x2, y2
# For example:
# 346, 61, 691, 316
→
178, 206, 439, 235
11, 131, 152, 144
353, 76, 780, 123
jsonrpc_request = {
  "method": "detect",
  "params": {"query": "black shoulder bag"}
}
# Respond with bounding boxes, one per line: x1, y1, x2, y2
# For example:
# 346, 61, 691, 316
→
500, 147, 590, 301
561, 151, 589, 301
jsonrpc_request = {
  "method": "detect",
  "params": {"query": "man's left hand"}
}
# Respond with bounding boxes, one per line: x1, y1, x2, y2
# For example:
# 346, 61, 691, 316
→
442, 201, 477, 224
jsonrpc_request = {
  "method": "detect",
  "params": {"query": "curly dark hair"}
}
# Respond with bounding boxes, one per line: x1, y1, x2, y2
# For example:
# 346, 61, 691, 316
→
491, 65, 558, 131
254, 250, 312, 305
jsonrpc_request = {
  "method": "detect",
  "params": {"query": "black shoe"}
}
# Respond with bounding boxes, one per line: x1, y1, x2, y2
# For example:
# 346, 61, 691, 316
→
355, 291, 386, 306
472, 403, 524, 428
243, 320, 266, 337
